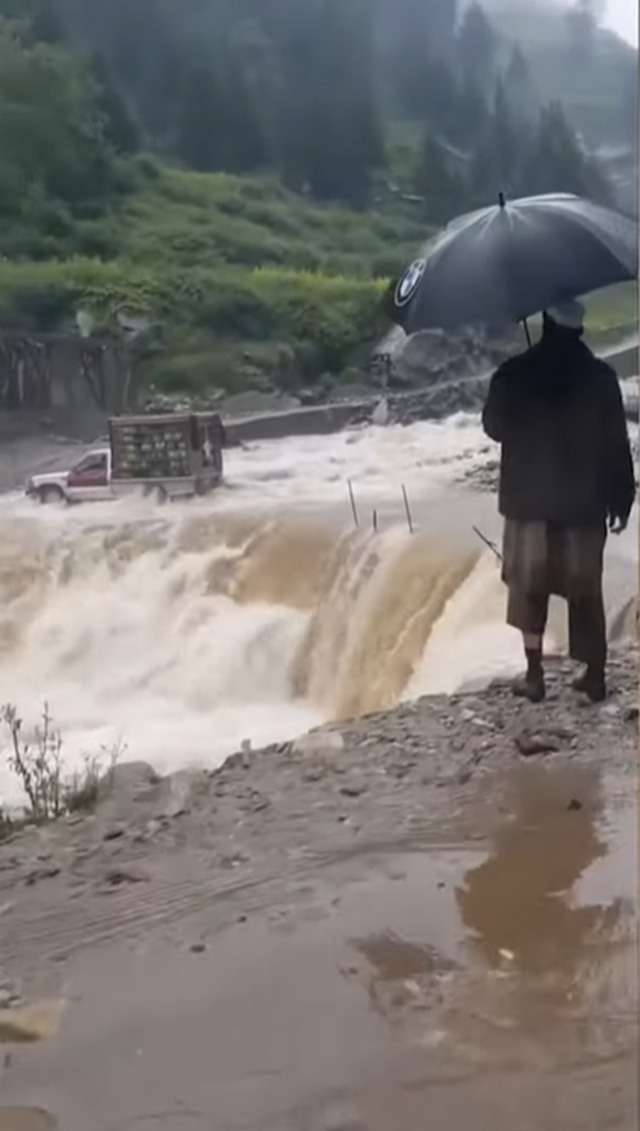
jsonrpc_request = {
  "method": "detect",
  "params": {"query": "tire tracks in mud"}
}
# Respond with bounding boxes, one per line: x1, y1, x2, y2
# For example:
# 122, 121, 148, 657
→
0, 651, 636, 988
0, 810, 482, 984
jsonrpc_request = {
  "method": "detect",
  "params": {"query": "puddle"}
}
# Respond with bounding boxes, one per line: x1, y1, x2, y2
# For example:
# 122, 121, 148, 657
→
1, 764, 635, 1130
439, 764, 637, 1070
0, 1112, 57, 1131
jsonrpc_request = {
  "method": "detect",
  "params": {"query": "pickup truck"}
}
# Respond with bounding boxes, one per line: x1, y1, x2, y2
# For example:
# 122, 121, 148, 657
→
26, 412, 225, 505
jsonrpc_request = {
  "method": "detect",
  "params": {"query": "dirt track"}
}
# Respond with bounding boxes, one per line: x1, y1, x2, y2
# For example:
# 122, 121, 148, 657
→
0, 647, 637, 1130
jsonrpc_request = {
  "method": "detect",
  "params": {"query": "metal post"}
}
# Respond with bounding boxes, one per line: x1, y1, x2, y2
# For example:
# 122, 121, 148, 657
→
401, 484, 414, 534
372, 509, 378, 532
522, 318, 532, 347
348, 479, 359, 528
472, 525, 502, 562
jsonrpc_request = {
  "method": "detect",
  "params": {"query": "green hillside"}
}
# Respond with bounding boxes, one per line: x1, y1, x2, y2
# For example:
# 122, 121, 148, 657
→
1, 164, 429, 393
0, 1, 636, 397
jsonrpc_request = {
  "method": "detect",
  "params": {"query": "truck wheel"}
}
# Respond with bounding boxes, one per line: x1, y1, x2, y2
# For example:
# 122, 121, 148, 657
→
153, 485, 168, 505
142, 484, 167, 504
37, 485, 66, 505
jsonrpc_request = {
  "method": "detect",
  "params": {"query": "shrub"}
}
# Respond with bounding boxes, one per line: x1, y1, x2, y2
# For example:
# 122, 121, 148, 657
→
1, 702, 123, 825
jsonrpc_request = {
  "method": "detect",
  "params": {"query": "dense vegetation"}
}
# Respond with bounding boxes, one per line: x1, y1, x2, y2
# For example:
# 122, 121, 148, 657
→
0, 0, 636, 394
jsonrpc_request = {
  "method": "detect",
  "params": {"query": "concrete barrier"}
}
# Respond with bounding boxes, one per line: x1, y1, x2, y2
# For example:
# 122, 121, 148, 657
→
224, 401, 369, 445
224, 340, 638, 445
3, 338, 636, 450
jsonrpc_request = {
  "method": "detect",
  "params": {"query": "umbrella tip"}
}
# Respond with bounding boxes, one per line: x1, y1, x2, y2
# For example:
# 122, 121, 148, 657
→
498, 191, 506, 208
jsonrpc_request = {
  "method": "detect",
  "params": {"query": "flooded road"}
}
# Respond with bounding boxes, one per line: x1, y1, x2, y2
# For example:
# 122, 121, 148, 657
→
1, 761, 636, 1131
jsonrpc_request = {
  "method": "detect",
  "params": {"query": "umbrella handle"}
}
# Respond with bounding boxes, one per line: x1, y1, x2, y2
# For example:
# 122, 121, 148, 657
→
522, 318, 532, 347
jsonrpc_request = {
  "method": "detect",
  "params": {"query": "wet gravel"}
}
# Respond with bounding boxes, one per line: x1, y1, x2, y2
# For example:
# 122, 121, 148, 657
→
0, 646, 635, 998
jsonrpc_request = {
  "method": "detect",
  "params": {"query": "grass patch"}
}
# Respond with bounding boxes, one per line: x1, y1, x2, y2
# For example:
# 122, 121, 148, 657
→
91, 167, 428, 280
0, 256, 389, 392
583, 283, 637, 339
2, 165, 636, 393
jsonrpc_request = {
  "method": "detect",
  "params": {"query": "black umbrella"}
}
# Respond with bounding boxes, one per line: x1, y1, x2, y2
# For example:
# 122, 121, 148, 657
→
387, 192, 638, 339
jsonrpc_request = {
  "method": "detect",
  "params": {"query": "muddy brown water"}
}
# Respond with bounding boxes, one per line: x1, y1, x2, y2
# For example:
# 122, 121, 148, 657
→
0, 1114, 57, 1131
0, 763, 636, 1130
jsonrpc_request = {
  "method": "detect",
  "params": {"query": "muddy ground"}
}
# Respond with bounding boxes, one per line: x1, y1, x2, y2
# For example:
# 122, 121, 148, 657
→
0, 646, 637, 1130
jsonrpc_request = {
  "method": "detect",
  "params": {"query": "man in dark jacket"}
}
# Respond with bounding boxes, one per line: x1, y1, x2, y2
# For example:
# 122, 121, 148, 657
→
482, 301, 635, 703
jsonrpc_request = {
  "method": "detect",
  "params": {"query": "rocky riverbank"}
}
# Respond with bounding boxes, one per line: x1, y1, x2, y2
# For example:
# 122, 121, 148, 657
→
0, 645, 636, 994
0, 645, 636, 1130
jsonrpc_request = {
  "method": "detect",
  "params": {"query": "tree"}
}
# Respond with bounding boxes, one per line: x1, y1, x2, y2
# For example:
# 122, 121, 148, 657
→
415, 129, 466, 222
424, 59, 460, 137
278, 0, 384, 205
377, 0, 458, 115
449, 72, 488, 148
218, 44, 269, 173
30, 0, 64, 44
89, 50, 139, 154
174, 50, 224, 172
519, 101, 611, 201
616, 54, 637, 145
0, 17, 115, 214
457, 2, 496, 91
504, 45, 537, 124
564, 0, 605, 62
467, 78, 522, 205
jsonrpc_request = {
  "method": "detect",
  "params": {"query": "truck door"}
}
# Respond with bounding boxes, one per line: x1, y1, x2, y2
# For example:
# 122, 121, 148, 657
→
66, 451, 112, 502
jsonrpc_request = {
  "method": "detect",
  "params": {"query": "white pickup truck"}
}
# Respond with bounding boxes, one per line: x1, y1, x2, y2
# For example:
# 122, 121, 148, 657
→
25, 412, 225, 505
26, 447, 115, 504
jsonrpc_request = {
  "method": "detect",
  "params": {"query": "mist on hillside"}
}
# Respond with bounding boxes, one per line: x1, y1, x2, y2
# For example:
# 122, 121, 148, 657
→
1, 0, 637, 259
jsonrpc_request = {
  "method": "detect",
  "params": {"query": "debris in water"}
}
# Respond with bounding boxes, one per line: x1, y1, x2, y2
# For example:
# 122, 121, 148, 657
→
0, 1000, 65, 1043
371, 397, 390, 427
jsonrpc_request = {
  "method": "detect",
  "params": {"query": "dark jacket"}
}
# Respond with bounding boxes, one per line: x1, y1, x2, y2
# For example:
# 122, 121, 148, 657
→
482, 326, 636, 526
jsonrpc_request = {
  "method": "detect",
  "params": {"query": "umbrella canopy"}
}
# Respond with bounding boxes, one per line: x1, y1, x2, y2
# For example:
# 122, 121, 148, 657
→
387, 193, 638, 335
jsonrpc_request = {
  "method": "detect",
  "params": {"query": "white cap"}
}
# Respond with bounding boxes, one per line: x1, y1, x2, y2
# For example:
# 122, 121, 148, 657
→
546, 300, 585, 330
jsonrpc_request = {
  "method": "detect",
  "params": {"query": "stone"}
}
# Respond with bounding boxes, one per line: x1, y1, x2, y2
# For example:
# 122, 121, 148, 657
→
339, 783, 367, 798
292, 731, 345, 758
25, 865, 60, 886
222, 750, 252, 772
101, 867, 149, 889
155, 770, 200, 819
515, 730, 561, 757
303, 763, 328, 783
99, 761, 159, 803
103, 825, 126, 842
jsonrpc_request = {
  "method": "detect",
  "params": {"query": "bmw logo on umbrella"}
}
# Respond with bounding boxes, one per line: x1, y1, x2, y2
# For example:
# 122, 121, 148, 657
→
394, 259, 426, 307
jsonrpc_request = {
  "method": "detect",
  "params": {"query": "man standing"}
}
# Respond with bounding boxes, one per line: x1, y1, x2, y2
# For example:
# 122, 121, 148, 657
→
482, 301, 635, 703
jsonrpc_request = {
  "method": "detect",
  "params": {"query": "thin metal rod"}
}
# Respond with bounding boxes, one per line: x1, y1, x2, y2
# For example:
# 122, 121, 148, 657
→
522, 317, 532, 347
372, 509, 378, 532
401, 484, 414, 534
348, 479, 359, 527
472, 525, 502, 562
